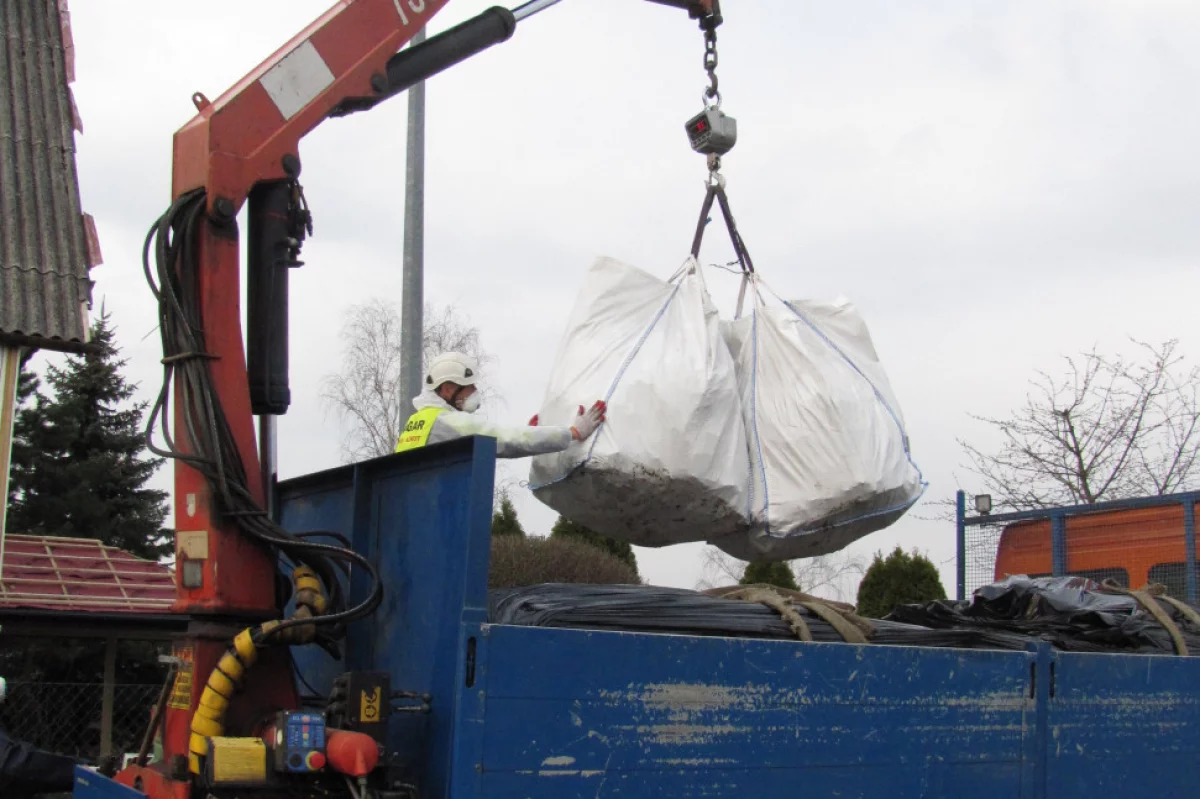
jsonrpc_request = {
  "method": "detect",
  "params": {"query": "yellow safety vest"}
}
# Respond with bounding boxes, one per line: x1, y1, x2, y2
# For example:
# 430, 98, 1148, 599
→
395, 407, 446, 453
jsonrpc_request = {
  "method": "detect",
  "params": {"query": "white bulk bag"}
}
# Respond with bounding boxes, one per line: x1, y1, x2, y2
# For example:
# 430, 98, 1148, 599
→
529, 256, 751, 547
709, 285, 925, 561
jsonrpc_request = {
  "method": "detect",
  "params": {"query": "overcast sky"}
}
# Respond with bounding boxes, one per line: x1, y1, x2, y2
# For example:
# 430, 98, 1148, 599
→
57, 0, 1200, 595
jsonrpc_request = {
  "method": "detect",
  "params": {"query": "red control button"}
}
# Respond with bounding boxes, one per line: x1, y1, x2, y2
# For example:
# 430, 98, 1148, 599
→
306, 751, 327, 771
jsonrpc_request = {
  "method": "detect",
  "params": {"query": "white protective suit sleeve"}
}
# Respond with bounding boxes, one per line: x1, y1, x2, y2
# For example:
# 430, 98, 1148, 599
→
413, 390, 575, 458
429, 412, 575, 457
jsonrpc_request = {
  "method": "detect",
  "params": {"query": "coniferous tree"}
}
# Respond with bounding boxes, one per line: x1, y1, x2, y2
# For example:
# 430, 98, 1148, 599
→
855, 547, 947, 619
4, 350, 39, 511
6, 311, 171, 560
740, 560, 799, 591
491, 496, 525, 538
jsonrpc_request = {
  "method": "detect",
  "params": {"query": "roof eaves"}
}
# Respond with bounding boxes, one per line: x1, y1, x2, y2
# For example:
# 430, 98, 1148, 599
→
0, 0, 101, 349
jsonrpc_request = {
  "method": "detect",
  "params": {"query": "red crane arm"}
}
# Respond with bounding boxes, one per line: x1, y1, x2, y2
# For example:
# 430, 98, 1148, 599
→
173, 0, 454, 214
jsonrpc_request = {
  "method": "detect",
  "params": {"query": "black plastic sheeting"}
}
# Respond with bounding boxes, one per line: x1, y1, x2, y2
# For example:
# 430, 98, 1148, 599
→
889, 575, 1200, 656
489, 577, 1200, 656
489, 583, 1030, 651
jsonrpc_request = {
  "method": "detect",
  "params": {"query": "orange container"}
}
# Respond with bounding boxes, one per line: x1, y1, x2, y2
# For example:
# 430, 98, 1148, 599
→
993, 504, 1197, 596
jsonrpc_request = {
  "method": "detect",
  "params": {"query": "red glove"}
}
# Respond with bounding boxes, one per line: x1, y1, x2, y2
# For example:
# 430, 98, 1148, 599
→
528, 414, 539, 426
570, 400, 607, 441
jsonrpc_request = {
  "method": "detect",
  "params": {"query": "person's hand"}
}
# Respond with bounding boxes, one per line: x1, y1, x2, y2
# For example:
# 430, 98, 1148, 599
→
570, 400, 607, 441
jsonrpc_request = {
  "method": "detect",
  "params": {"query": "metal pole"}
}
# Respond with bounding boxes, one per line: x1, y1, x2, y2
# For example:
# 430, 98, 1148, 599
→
100, 635, 118, 757
1051, 514, 1067, 577
512, 0, 565, 21
955, 490, 966, 601
259, 415, 278, 518
1184, 495, 1197, 604
398, 27, 427, 418
0, 346, 23, 587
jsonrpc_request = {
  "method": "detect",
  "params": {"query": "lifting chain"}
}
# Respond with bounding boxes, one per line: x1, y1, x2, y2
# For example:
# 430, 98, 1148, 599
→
683, 5, 734, 164
702, 22, 720, 108
684, 1, 750, 293
707, 152, 723, 180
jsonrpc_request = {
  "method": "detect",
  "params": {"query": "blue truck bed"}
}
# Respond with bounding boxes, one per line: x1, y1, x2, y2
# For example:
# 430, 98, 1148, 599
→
278, 438, 1200, 798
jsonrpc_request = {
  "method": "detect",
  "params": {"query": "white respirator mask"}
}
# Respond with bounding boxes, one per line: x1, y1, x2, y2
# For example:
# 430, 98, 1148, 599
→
458, 393, 482, 414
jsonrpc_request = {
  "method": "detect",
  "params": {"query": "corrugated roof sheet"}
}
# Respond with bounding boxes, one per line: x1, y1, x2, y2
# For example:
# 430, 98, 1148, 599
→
0, 0, 99, 352
0, 534, 175, 613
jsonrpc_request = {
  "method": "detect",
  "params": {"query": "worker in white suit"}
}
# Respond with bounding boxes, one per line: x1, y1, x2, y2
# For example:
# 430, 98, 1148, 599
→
395, 352, 606, 457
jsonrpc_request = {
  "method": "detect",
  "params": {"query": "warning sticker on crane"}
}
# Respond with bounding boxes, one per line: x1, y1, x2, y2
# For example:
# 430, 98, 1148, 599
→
168, 645, 195, 710
360, 686, 382, 723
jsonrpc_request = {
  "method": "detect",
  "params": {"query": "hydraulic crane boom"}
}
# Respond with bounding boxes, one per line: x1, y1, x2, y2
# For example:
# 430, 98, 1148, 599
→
174, 0, 715, 213
113, 1, 723, 797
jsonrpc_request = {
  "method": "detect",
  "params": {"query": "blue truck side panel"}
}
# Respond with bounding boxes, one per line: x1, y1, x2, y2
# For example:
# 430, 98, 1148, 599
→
276, 469, 357, 693
467, 625, 1033, 797
72, 767, 145, 798
279, 437, 496, 798
1047, 651, 1200, 794
274, 436, 1200, 799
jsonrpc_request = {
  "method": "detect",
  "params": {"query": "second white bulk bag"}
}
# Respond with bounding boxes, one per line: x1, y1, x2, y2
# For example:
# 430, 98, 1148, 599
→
529, 256, 751, 547
709, 286, 925, 561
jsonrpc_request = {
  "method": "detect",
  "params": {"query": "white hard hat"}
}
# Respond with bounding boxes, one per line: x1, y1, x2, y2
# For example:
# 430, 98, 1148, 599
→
425, 352, 479, 391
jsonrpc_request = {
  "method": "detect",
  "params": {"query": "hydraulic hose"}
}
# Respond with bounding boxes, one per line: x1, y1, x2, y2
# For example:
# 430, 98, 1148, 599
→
142, 190, 383, 637
189, 567, 330, 774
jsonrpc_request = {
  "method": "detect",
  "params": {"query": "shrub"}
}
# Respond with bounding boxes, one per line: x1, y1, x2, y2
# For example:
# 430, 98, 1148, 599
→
740, 560, 798, 591
855, 546, 947, 618
549, 516, 638, 577
489, 535, 640, 589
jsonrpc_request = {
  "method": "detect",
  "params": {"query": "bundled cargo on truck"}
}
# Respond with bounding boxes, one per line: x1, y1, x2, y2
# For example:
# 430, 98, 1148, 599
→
890, 575, 1200, 656
489, 582, 1027, 650
491, 577, 1200, 657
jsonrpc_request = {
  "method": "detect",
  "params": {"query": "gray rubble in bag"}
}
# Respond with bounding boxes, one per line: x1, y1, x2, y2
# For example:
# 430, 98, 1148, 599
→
708, 493, 912, 562
530, 258, 751, 545
532, 460, 749, 548
718, 301, 925, 560
776, 480, 922, 533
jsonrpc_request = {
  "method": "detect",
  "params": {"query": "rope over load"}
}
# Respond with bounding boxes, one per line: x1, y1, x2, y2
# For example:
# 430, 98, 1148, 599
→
1101, 579, 1200, 656
705, 584, 875, 644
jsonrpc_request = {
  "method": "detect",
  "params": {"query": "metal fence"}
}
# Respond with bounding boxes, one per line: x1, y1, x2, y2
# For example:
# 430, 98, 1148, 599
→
955, 490, 1200, 602
0, 681, 161, 760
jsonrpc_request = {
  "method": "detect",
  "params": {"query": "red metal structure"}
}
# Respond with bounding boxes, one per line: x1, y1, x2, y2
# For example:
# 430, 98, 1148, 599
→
115, 1, 720, 796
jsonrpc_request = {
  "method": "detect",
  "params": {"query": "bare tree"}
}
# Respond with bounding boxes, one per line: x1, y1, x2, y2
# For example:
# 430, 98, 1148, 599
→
696, 546, 866, 603
491, 472, 523, 513
961, 339, 1200, 511
322, 299, 495, 461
